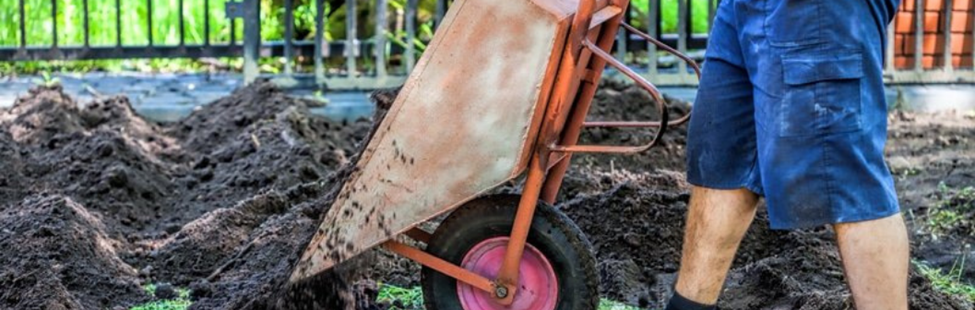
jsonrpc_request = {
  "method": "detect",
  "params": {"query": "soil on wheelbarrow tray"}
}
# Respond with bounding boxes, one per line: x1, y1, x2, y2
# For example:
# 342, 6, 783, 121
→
0, 78, 972, 310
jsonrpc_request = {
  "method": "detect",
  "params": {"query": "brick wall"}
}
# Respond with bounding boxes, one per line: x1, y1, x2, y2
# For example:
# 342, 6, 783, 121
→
893, 0, 974, 69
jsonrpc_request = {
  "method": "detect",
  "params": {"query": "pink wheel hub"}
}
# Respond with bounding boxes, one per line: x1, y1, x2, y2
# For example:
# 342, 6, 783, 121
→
457, 237, 558, 310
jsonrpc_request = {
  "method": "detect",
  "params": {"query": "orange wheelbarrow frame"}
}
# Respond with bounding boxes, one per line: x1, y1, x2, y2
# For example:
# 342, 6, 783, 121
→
291, 0, 701, 306
383, 0, 700, 305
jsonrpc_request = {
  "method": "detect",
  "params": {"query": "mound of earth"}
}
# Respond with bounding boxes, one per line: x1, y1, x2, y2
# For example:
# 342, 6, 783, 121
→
0, 194, 147, 310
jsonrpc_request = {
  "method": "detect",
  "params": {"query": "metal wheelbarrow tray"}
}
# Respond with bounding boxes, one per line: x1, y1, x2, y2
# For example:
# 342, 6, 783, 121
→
291, 0, 699, 308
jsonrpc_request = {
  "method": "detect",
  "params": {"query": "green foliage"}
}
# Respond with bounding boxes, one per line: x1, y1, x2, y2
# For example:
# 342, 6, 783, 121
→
599, 299, 644, 310
377, 284, 425, 309
915, 259, 975, 301
376, 284, 646, 310
131, 284, 193, 310
928, 182, 975, 236
629, 0, 713, 34
0, 0, 713, 74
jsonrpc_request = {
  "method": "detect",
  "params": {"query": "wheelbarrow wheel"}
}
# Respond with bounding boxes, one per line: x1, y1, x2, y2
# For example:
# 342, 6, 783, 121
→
421, 194, 599, 310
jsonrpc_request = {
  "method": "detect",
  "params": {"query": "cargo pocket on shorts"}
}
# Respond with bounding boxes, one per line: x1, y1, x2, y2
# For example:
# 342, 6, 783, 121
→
778, 51, 863, 137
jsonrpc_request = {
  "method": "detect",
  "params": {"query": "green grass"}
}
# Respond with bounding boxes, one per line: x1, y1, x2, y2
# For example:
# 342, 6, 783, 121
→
377, 284, 646, 310
927, 182, 975, 237
915, 259, 975, 302
131, 284, 193, 310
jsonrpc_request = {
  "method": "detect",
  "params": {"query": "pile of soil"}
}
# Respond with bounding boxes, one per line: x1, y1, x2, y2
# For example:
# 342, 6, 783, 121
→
0, 78, 971, 310
0, 194, 146, 309
0, 82, 376, 309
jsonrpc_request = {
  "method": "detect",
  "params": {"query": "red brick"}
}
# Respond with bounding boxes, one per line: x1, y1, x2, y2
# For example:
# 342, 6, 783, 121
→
895, 56, 945, 69
896, 12, 912, 33
903, 0, 915, 10
955, 0, 973, 11
952, 33, 974, 54
951, 11, 973, 33
951, 55, 974, 67
926, 12, 943, 32
895, 12, 943, 34
903, 34, 946, 55
926, 0, 944, 11
894, 55, 913, 69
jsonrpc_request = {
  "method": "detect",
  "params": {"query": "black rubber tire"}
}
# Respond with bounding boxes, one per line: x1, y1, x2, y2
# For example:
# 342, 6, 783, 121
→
421, 195, 599, 310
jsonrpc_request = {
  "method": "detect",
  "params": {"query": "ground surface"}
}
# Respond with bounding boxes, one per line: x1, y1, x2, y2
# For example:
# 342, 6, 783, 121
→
0, 79, 971, 309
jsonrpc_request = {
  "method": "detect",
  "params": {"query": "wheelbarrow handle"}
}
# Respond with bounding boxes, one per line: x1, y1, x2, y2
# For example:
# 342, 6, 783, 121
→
551, 38, 668, 154
552, 23, 700, 154
583, 23, 700, 129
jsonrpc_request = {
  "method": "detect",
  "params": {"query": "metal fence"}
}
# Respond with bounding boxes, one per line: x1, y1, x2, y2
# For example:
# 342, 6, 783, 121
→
1, 0, 972, 88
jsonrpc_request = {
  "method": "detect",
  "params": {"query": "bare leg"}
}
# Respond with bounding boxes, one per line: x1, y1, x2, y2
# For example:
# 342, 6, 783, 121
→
834, 214, 909, 310
673, 186, 759, 304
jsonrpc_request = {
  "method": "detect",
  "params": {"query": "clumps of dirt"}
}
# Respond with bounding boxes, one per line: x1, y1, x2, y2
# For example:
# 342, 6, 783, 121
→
886, 110, 975, 284
0, 81, 382, 309
560, 173, 972, 309
558, 173, 788, 307
0, 194, 147, 310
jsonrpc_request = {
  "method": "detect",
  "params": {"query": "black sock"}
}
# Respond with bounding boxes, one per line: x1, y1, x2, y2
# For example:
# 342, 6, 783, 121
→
665, 292, 716, 310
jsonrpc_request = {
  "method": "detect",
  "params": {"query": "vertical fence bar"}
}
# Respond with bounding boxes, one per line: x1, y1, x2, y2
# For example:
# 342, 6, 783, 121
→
179, 0, 185, 46
943, 0, 953, 72
345, 0, 357, 77
405, 0, 417, 73
914, 0, 923, 71
708, 0, 716, 31
83, 0, 90, 47
677, 0, 688, 77
434, 0, 445, 30
242, 0, 261, 83
51, 0, 58, 48
230, 4, 237, 46
18, 0, 25, 48
148, 0, 154, 46
204, 0, 210, 45
648, 0, 659, 76
885, 15, 895, 73
971, 3, 975, 70
375, 0, 388, 78
284, 0, 294, 75
616, 6, 629, 63
116, 0, 122, 46
314, 0, 325, 82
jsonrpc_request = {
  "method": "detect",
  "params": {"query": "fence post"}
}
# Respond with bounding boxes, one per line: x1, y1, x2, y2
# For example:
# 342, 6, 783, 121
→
375, 0, 388, 79
242, 0, 261, 84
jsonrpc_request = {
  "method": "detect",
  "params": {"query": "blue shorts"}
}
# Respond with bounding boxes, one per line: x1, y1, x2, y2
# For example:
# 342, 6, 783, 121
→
686, 0, 901, 229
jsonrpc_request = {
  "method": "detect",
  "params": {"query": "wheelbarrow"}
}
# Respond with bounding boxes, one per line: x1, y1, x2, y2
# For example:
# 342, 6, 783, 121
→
290, 0, 700, 308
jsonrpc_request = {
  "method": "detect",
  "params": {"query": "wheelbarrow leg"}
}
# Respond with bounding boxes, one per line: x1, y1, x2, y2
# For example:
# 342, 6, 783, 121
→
495, 150, 549, 304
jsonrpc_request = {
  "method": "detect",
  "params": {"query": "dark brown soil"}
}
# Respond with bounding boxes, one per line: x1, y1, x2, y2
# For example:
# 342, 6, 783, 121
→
0, 194, 146, 309
0, 79, 971, 310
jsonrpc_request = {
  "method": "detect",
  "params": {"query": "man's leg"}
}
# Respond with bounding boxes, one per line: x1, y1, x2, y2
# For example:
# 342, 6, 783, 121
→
669, 186, 759, 307
834, 214, 909, 310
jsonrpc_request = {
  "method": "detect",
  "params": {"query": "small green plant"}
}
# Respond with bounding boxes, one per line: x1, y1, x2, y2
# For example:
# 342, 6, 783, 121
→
377, 284, 425, 309
927, 182, 975, 237
35, 70, 60, 87
915, 258, 975, 301
131, 284, 193, 310
598, 299, 644, 310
